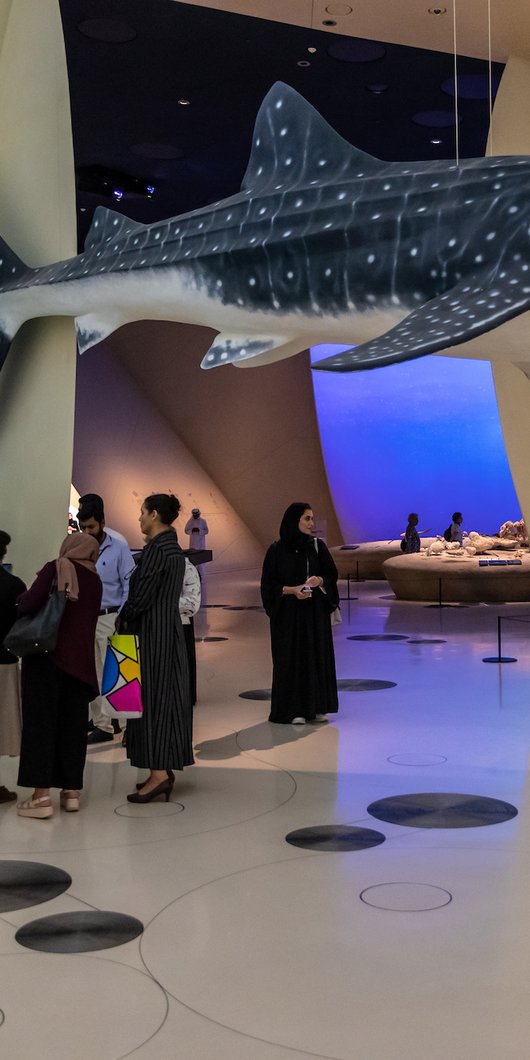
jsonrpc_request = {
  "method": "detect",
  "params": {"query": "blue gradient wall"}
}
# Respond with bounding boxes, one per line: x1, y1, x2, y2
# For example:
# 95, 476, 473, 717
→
310, 346, 520, 543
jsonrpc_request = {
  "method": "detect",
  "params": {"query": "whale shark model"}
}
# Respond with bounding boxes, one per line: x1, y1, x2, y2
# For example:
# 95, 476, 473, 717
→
2, 80, 530, 376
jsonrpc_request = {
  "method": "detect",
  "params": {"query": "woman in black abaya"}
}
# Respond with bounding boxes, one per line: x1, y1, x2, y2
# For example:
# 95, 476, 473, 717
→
261, 503, 339, 725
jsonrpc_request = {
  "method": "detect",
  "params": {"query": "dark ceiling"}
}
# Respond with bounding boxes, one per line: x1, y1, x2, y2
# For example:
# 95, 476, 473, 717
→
59, 0, 504, 249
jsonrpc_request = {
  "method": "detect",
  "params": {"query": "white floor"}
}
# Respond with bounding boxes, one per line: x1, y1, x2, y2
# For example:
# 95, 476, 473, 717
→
1, 571, 529, 1059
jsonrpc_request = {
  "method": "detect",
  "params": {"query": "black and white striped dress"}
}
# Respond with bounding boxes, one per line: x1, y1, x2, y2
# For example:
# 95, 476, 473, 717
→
123, 529, 193, 771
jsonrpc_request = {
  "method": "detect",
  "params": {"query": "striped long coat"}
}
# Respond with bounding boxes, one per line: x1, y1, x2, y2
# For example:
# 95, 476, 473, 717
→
123, 529, 193, 771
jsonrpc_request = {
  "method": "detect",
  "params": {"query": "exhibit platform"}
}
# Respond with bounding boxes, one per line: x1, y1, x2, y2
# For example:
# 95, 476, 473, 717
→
383, 551, 530, 602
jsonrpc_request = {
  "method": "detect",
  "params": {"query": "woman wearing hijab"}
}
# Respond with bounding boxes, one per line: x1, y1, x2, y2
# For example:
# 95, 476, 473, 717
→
16, 534, 102, 819
0, 530, 26, 803
118, 493, 193, 803
261, 503, 339, 725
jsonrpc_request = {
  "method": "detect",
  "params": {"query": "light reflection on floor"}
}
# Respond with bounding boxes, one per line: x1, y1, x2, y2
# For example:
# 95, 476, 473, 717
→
1, 570, 529, 1059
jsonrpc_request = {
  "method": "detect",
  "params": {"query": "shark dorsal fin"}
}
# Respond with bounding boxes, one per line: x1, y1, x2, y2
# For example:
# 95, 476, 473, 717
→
84, 207, 146, 251
241, 81, 383, 193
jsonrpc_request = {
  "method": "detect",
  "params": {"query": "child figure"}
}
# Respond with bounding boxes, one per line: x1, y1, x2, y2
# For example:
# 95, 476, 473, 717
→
401, 513, 421, 554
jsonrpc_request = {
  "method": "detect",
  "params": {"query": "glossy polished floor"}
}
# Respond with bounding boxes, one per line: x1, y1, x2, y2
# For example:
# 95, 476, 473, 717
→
1, 571, 529, 1060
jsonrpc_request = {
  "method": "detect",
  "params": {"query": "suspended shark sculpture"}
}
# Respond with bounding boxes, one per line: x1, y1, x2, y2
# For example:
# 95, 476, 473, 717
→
1, 80, 530, 376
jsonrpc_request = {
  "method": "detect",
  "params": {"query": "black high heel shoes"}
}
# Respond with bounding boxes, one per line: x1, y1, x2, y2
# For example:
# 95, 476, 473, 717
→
127, 776, 174, 803
135, 770, 174, 791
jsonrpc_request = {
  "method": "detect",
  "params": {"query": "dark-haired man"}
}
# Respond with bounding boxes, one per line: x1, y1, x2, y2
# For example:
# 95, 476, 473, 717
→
78, 501, 135, 743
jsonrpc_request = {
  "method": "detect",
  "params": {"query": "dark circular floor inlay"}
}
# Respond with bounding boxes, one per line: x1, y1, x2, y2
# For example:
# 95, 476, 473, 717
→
367, 792, 518, 829
239, 689, 272, 700
195, 636, 229, 642
285, 824, 386, 852
347, 634, 409, 641
15, 911, 144, 953
337, 679, 397, 691
0, 861, 72, 913
387, 754, 447, 766
360, 882, 452, 911
407, 639, 447, 644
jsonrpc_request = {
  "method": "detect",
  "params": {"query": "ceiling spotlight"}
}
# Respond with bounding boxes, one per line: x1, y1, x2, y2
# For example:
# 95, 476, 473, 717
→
322, 20, 337, 26
178, 99, 190, 106
325, 3, 353, 12
428, 7, 447, 14
367, 83, 389, 94
308, 47, 317, 54
430, 137, 443, 144
80, 207, 86, 212
297, 59, 311, 67
113, 189, 123, 200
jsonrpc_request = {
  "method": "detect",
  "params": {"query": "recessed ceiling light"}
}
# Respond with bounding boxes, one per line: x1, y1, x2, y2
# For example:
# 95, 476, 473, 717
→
431, 138, 443, 144
178, 99, 191, 106
366, 83, 389, 94
308, 47, 317, 54
428, 7, 447, 14
322, 20, 337, 26
297, 60, 311, 67
325, 3, 353, 13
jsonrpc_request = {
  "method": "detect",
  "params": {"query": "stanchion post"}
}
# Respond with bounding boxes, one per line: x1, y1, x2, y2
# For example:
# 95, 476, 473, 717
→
482, 614, 518, 663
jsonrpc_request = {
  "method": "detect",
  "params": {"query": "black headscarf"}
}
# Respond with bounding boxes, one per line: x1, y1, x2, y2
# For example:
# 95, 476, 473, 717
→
279, 503, 314, 551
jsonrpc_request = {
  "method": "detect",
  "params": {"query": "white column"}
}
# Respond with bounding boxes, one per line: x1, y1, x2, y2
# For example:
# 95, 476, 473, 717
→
0, 0, 77, 583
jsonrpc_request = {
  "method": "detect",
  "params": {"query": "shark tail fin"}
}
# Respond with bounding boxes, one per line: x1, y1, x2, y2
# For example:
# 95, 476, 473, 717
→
0, 237, 32, 372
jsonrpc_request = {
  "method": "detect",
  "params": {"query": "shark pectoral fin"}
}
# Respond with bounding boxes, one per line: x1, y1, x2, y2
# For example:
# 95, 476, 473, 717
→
201, 334, 297, 369
312, 271, 530, 372
75, 313, 128, 354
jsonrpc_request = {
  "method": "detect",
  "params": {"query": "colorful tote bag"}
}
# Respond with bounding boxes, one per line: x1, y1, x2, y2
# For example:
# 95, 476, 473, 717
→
101, 634, 143, 717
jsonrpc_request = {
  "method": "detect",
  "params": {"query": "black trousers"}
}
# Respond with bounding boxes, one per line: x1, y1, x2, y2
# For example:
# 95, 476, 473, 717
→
18, 655, 91, 790
183, 618, 197, 707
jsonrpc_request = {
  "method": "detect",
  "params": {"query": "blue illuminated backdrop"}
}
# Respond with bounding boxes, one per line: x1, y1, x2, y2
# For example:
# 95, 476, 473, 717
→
310, 345, 520, 543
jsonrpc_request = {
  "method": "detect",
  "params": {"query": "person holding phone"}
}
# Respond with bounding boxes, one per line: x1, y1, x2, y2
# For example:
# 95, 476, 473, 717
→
261, 503, 339, 726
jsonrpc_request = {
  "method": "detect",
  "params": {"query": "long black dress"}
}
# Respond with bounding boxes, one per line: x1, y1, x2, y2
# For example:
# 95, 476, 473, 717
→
121, 529, 193, 772
261, 538, 339, 723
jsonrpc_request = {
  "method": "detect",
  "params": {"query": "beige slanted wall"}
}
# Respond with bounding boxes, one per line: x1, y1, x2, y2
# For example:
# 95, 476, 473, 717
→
73, 321, 341, 565
488, 56, 530, 532
0, 0, 77, 584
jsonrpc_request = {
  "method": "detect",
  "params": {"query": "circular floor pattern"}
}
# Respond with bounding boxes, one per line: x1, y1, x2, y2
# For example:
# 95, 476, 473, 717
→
360, 882, 452, 911
367, 792, 518, 829
337, 678, 397, 691
239, 689, 271, 700
347, 634, 409, 641
114, 800, 185, 818
285, 824, 386, 852
387, 754, 447, 767
141, 849, 528, 1059
15, 910, 144, 953
0, 953, 166, 1058
0, 860, 72, 913
407, 639, 447, 644
195, 636, 229, 642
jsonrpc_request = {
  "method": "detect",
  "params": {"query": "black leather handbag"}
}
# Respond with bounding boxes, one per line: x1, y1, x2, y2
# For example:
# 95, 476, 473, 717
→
3, 589, 68, 657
